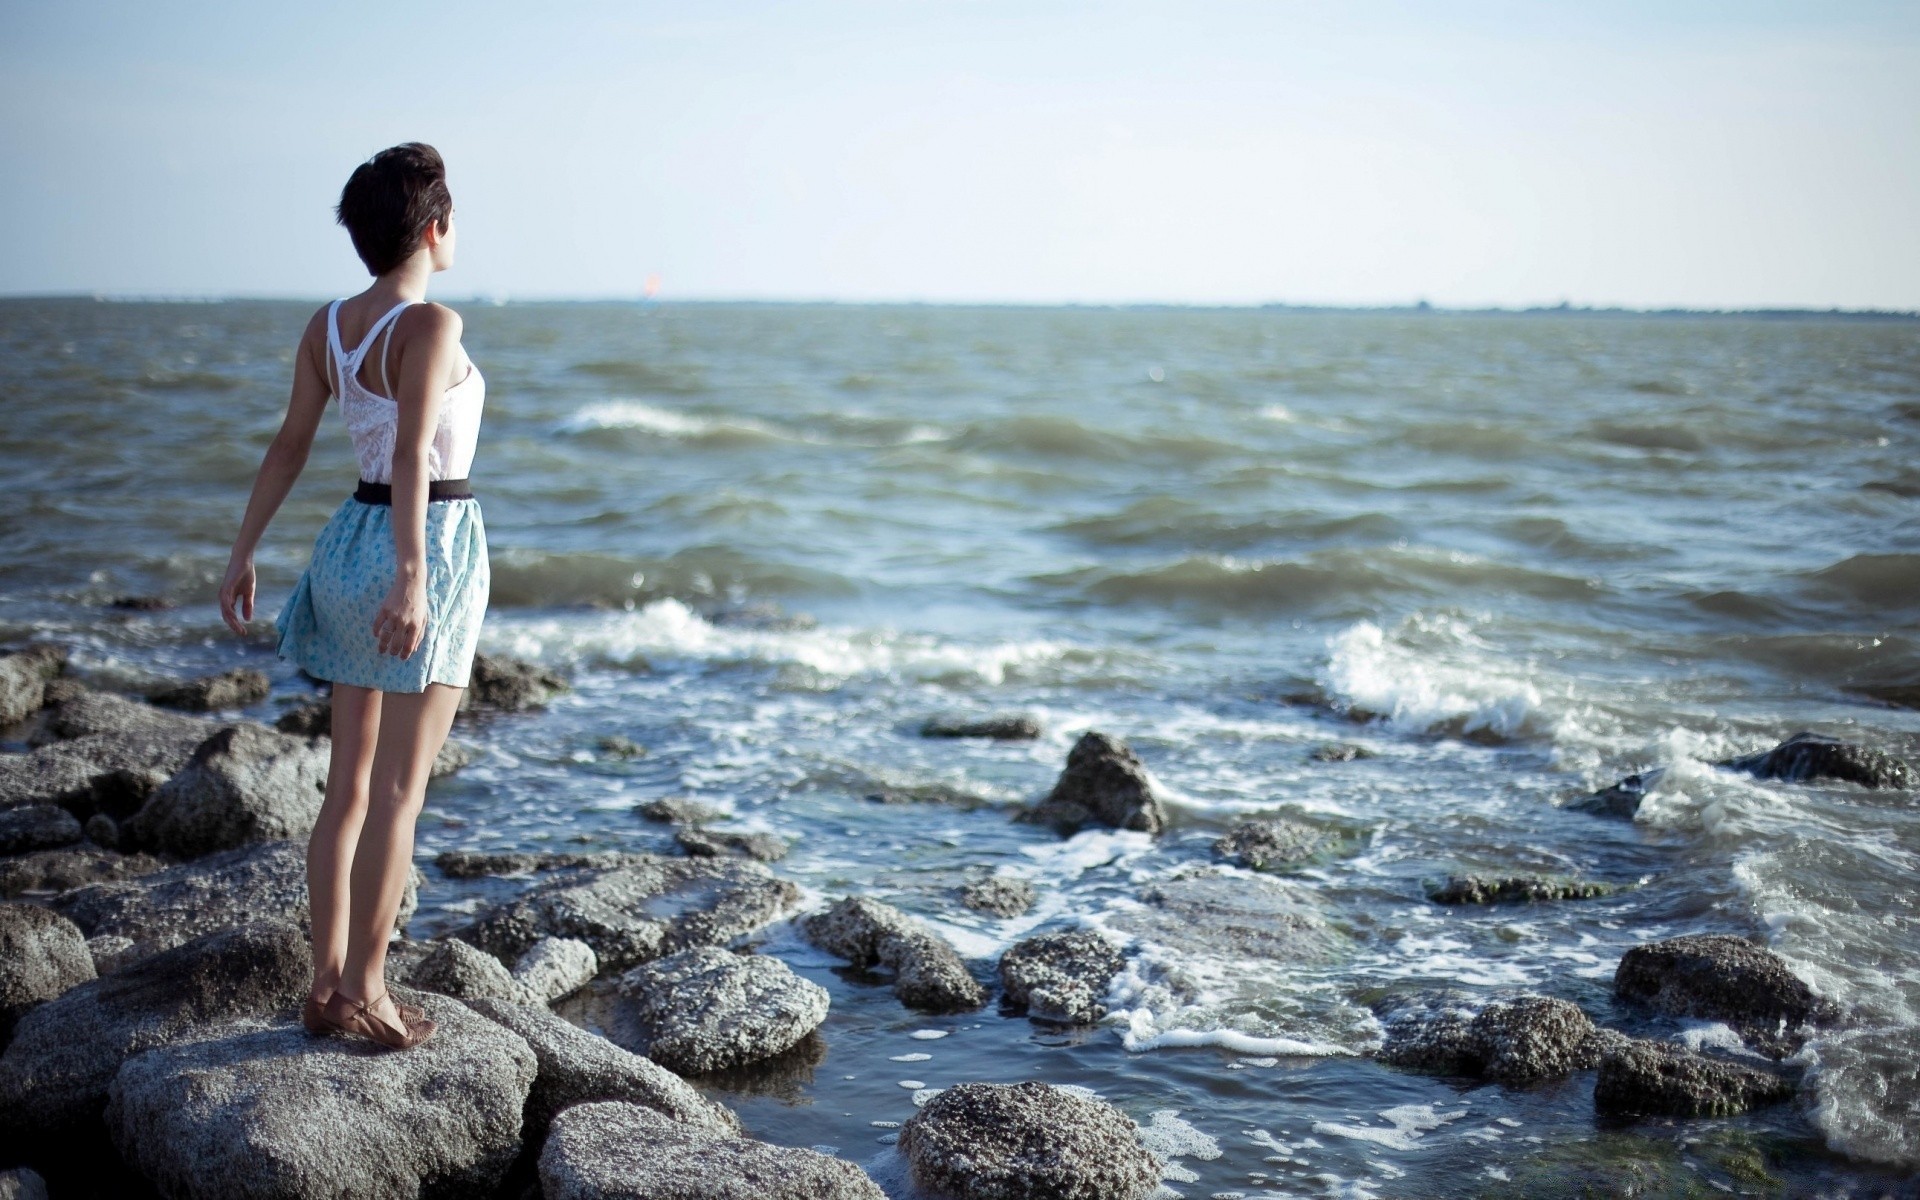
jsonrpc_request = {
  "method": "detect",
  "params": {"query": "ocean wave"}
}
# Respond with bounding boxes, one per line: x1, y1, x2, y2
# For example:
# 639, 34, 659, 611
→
1800, 553, 1920, 613
951, 414, 1241, 464
487, 546, 850, 609
554, 399, 790, 445
1318, 615, 1565, 743
1050, 498, 1404, 552
568, 358, 709, 394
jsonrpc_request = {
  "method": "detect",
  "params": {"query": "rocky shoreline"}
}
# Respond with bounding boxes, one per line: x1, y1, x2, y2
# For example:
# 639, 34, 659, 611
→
0, 641, 1909, 1197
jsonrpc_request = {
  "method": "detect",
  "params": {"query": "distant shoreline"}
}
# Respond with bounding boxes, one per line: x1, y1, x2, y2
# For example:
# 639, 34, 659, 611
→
2, 293, 1915, 321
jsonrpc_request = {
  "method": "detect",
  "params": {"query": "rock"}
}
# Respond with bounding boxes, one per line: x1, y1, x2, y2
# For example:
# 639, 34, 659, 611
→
1428, 875, 1613, 905
0, 846, 165, 900
0, 806, 83, 855
0, 921, 308, 1143
34, 687, 216, 746
145, 667, 271, 712
1308, 741, 1372, 762
636, 796, 728, 825
0, 903, 95, 1037
800, 896, 987, 1013
104, 993, 536, 1199
52, 840, 417, 964
1571, 769, 1663, 818
0, 1168, 47, 1200
273, 698, 331, 737
86, 935, 139, 975
1212, 817, 1327, 870
512, 937, 599, 1004
613, 947, 829, 1075
595, 734, 645, 758
435, 848, 649, 879
1720, 731, 1914, 789
38, 678, 89, 707
960, 874, 1036, 918
1593, 1039, 1796, 1117
459, 854, 799, 972
1113, 871, 1341, 961
1615, 934, 1833, 1052
1016, 731, 1167, 835
119, 723, 329, 858
0, 646, 65, 727
5, 691, 217, 818
82, 812, 119, 847
541, 1100, 883, 1200
408, 938, 532, 1004
1374, 992, 1626, 1084
999, 930, 1124, 1024
108, 595, 170, 611
463, 997, 739, 1141
675, 826, 789, 862
459, 652, 569, 713
430, 738, 477, 778
898, 1081, 1162, 1200
920, 712, 1043, 740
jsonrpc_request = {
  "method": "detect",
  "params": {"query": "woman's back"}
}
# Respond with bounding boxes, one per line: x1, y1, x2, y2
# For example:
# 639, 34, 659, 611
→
326, 297, 485, 484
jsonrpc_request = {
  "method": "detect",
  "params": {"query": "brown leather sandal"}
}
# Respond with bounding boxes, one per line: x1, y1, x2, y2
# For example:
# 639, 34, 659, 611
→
303, 990, 424, 1036
320, 989, 436, 1049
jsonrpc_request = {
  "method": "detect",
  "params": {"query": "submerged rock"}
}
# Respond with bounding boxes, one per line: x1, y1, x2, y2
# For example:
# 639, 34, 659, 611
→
463, 997, 739, 1140
540, 1100, 884, 1200
613, 946, 829, 1075
459, 854, 799, 972
1375, 991, 1625, 1084
0, 921, 308, 1143
1114, 871, 1341, 961
636, 796, 727, 825
0, 806, 83, 855
801, 896, 987, 1013
0, 903, 94, 1038
920, 712, 1044, 740
0, 646, 66, 727
105, 993, 536, 1200
675, 826, 789, 862
120, 723, 329, 858
1571, 769, 1663, 818
1720, 731, 1914, 789
1308, 741, 1372, 762
144, 667, 270, 712
460, 652, 570, 713
512, 936, 599, 1004
960, 874, 1037, 918
1212, 817, 1328, 870
0, 846, 165, 900
1017, 731, 1167, 835
1428, 875, 1613, 905
1594, 1040, 1797, 1117
998, 930, 1125, 1025
898, 1080, 1162, 1200
1614, 934, 1833, 1046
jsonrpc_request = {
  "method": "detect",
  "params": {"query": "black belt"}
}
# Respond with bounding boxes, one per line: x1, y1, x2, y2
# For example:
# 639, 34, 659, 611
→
354, 478, 474, 505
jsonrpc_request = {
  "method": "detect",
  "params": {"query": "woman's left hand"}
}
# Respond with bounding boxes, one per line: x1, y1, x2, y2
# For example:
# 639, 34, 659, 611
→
218, 554, 256, 637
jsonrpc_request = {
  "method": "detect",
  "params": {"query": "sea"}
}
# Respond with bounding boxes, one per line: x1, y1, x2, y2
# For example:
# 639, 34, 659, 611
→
2, 297, 1917, 1198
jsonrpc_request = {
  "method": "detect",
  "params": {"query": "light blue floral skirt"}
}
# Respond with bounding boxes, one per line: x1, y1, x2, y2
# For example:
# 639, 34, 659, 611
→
274, 495, 489, 692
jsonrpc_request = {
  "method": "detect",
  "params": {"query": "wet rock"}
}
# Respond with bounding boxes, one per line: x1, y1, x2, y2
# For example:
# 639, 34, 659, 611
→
613, 946, 829, 1075
920, 712, 1044, 740
960, 874, 1037, 918
0, 846, 165, 900
862, 781, 995, 809
1571, 769, 1663, 818
105, 993, 536, 1200
512, 936, 599, 1003
1720, 731, 1914, 789
540, 1100, 884, 1200
459, 854, 799, 972
801, 896, 987, 1013
1614, 934, 1833, 1044
0, 646, 65, 727
459, 652, 570, 714
898, 1080, 1162, 1200
0, 921, 308, 1143
1594, 1040, 1796, 1117
1212, 817, 1327, 870
1428, 875, 1613, 905
675, 826, 789, 862
0, 806, 83, 855
999, 930, 1125, 1025
463, 997, 739, 1141
120, 723, 329, 858
0, 903, 95, 1038
1114, 871, 1341, 961
436, 848, 649, 878
108, 595, 170, 612
1374, 991, 1626, 1084
408, 937, 533, 1004
1017, 731, 1167, 835
145, 667, 270, 712
1309, 741, 1372, 762
636, 796, 727, 825
595, 733, 646, 758
0, 1168, 47, 1200
53, 840, 417, 964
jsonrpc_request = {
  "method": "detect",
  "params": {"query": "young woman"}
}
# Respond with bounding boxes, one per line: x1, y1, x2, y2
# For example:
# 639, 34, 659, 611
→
217, 143, 489, 1050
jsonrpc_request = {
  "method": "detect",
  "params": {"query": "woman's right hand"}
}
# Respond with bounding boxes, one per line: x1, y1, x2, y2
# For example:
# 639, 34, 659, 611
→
373, 572, 430, 658
218, 554, 256, 637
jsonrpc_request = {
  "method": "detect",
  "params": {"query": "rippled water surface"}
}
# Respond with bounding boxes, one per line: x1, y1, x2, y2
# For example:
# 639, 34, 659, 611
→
3, 299, 1918, 1196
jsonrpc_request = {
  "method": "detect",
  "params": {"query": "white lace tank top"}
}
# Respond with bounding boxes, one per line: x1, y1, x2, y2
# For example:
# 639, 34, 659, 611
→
327, 298, 485, 484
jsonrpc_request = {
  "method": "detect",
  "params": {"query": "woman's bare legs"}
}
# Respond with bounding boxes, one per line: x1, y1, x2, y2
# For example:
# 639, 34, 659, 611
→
333, 681, 464, 1032
307, 684, 382, 1006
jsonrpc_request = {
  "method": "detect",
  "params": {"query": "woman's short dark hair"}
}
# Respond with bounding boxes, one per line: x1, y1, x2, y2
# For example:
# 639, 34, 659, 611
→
335, 143, 453, 276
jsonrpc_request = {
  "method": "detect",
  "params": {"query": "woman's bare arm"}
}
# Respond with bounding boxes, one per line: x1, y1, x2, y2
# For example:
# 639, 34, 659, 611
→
219, 307, 334, 637
371, 303, 463, 659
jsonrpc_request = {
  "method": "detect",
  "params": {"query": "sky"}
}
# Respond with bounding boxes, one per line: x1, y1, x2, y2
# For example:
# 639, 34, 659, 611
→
1, 1, 1916, 309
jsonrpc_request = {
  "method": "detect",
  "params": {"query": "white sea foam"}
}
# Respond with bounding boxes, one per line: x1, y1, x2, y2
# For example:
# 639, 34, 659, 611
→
557, 399, 792, 441
1320, 616, 1557, 743
1310, 1104, 1467, 1152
